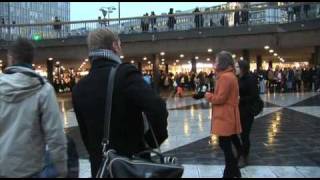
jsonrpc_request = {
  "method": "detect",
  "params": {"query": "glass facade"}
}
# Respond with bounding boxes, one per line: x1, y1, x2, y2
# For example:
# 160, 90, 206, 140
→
0, 2, 69, 24
0, 2, 70, 40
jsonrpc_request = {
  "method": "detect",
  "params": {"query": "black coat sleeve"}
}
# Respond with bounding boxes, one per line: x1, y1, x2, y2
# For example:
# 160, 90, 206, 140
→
72, 89, 89, 149
120, 64, 169, 147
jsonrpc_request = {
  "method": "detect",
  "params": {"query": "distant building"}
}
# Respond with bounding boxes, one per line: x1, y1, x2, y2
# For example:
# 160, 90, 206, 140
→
0, 2, 70, 40
248, 2, 287, 25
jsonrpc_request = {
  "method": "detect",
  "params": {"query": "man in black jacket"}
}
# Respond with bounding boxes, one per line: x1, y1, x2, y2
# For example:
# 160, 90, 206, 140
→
72, 29, 168, 177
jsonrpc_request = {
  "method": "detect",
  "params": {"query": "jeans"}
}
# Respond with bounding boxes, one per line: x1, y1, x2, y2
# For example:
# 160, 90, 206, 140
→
259, 80, 266, 94
31, 152, 59, 178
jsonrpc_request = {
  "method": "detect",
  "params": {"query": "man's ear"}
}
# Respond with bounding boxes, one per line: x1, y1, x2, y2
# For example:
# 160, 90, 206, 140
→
112, 41, 120, 54
112, 40, 122, 56
112, 41, 118, 51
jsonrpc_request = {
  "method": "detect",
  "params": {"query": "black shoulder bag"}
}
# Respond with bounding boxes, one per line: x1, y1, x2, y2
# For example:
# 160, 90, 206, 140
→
96, 64, 184, 178
251, 95, 264, 117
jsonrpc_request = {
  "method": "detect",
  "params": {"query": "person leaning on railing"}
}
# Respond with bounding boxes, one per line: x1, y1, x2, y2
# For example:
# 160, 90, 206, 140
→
53, 16, 62, 38
167, 8, 176, 31
149, 11, 157, 31
3, 2, 319, 40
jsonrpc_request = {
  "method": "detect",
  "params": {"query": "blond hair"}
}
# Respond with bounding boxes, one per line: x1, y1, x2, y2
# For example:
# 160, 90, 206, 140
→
87, 28, 119, 51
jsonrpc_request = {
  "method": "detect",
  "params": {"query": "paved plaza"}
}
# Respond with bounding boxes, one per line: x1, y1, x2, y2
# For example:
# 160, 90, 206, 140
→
58, 92, 320, 178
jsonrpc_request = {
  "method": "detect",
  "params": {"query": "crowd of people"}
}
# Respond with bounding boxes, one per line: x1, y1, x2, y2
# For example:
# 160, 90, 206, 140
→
142, 70, 216, 99
52, 72, 78, 93
158, 71, 215, 98
139, 8, 177, 32
1, 27, 320, 178
256, 66, 320, 94
152, 64, 320, 100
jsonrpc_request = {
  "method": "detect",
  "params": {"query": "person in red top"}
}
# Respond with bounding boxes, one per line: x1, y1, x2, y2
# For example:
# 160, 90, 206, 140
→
205, 51, 242, 178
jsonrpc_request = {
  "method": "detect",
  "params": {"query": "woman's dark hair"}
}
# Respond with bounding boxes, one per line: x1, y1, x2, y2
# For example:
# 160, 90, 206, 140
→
238, 60, 250, 74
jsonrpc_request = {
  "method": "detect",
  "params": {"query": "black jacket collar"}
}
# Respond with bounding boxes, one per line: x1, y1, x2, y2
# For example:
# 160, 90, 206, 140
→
90, 58, 120, 71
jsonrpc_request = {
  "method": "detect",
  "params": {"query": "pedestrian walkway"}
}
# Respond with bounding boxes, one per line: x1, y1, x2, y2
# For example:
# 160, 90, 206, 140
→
58, 92, 320, 178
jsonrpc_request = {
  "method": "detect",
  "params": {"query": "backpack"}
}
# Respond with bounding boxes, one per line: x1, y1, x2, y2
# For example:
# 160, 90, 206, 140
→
251, 96, 264, 117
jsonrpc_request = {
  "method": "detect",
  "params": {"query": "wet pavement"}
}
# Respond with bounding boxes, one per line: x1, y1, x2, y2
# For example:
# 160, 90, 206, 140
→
57, 92, 320, 178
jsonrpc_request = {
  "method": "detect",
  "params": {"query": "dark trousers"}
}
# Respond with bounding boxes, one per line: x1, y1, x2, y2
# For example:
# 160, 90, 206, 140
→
276, 81, 282, 93
240, 112, 254, 157
231, 108, 254, 158
268, 80, 276, 93
315, 79, 320, 90
296, 80, 302, 92
90, 155, 101, 178
219, 136, 241, 178
303, 80, 310, 91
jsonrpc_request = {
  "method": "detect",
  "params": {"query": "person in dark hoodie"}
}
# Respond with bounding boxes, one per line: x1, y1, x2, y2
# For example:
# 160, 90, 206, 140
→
72, 28, 168, 177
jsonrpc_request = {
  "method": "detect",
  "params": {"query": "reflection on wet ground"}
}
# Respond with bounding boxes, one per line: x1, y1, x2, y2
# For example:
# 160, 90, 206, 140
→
59, 92, 320, 177
57, 93, 73, 112
164, 108, 320, 166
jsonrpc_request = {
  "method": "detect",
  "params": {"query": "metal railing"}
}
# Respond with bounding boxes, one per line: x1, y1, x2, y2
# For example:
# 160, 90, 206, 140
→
0, 2, 319, 41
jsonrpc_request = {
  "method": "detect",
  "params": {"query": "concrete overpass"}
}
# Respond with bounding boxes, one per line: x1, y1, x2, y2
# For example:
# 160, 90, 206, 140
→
0, 2, 320, 70
1, 18, 318, 67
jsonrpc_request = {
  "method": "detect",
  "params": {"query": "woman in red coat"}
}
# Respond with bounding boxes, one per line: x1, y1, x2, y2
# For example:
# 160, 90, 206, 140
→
205, 51, 242, 178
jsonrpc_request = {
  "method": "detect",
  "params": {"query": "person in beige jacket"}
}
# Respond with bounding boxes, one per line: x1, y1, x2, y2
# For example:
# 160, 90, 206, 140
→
0, 38, 67, 178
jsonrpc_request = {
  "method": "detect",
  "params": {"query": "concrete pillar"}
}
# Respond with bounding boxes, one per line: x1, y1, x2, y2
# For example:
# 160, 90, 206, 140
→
165, 63, 169, 74
152, 54, 160, 94
138, 62, 142, 72
310, 53, 315, 66
242, 49, 250, 62
315, 46, 320, 65
256, 55, 262, 72
46, 59, 54, 85
191, 57, 197, 73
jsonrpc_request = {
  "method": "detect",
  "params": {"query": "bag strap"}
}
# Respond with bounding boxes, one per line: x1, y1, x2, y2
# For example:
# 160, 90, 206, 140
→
102, 64, 120, 151
101, 63, 162, 154
142, 112, 161, 153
